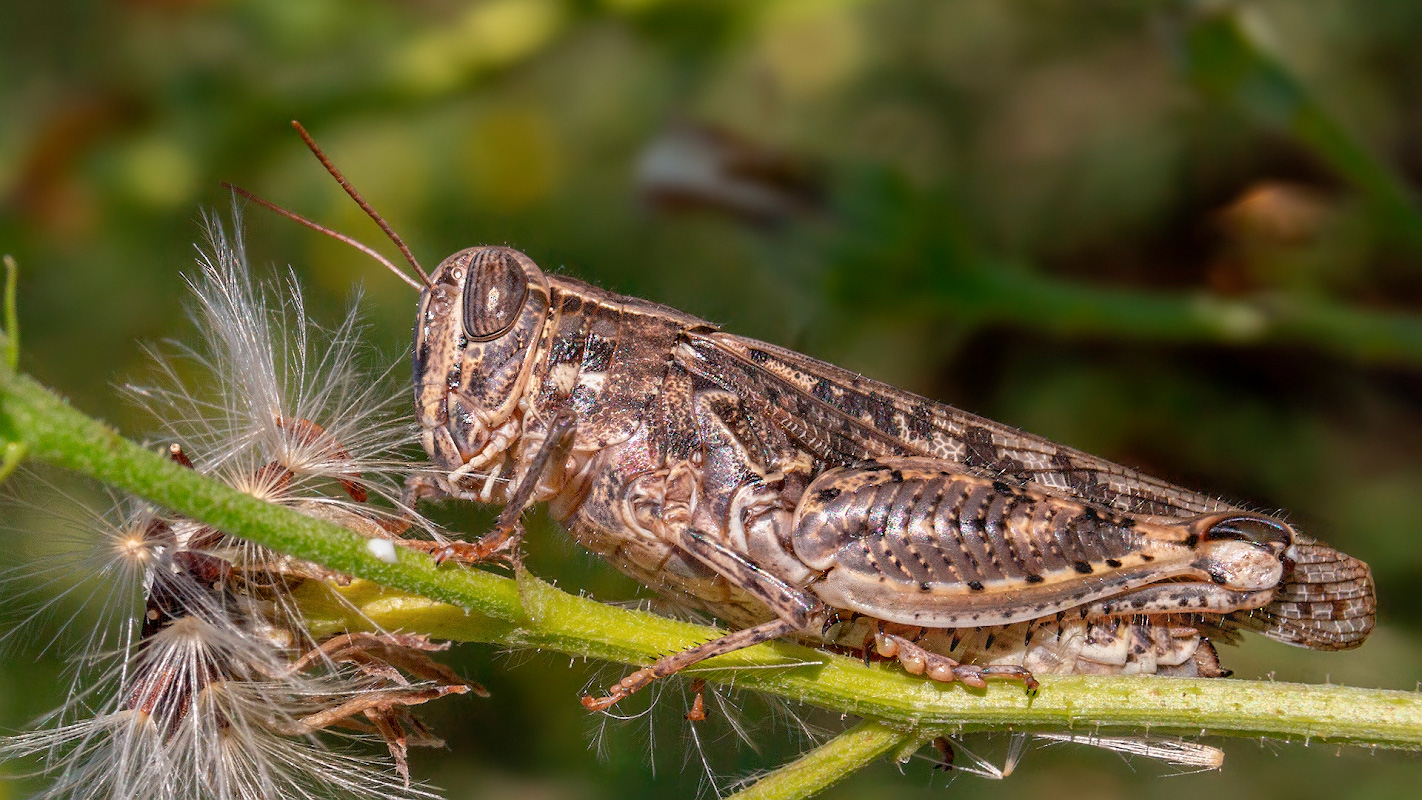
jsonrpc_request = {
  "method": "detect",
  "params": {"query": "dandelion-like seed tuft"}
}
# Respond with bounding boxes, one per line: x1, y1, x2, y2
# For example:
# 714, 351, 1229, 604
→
1, 209, 476, 799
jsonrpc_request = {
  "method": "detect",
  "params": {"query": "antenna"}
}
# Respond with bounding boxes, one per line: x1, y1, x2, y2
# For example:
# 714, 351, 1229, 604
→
289, 120, 433, 288
219, 182, 424, 291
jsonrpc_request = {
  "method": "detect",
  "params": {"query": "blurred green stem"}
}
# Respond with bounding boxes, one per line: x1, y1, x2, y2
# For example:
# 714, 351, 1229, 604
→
0, 441, 24, 485
3, 368, 1421, 800
2, 255, 18, 371
723, 720, 914, 800
1181, 9, 1422, 254
936, 263, 1422, 365
1, 255, 26, 484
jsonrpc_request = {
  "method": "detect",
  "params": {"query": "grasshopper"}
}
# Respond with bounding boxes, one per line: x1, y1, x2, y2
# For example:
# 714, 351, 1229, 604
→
239, 123, 1375, 713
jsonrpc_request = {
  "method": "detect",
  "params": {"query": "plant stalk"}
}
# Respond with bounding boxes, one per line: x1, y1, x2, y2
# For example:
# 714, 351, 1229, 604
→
723, 719, 914, 800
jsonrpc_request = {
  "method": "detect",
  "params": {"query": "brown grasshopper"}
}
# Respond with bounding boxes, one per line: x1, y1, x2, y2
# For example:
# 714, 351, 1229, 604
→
237, 122, 1376, 713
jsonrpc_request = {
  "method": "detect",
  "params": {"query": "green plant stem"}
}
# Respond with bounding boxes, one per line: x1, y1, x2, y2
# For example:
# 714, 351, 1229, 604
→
0, 256, 24, 485
297, 575, 1422, 750
0, 369, 525, 620
4, 368, 1422, 756
932, 264, 1422, 365
1181, 9, 1422, 255
2, 255, 18, 371
724, 720, 914, 800
0, 441, 25, 485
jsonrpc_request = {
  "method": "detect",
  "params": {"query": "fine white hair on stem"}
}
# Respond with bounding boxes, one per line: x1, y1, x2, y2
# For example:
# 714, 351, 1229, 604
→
1031, 732, 1225, 773
897, 729, 1225, 783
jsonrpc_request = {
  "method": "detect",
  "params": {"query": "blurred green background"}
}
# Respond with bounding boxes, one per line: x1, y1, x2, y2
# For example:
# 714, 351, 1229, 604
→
3, 0, 1422, 797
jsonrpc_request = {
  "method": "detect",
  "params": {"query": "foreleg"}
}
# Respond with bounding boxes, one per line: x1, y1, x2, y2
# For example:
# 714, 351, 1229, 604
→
406, 411, 576, 567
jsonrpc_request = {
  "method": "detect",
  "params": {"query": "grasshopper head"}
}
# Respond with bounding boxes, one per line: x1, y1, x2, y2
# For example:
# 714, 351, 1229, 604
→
413, 246, 551, 476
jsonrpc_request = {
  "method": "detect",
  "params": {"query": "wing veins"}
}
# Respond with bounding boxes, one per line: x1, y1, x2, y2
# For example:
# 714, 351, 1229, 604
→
692, 331, 1233, 518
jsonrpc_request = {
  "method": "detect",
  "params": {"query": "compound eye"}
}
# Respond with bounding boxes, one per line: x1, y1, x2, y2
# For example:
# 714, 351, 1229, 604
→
1203, 514, 1293, 549
462, 248, 528, 340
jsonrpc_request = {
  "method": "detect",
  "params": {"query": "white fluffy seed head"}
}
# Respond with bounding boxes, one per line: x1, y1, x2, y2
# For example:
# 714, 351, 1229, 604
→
125, 208, 421, 523
120, 209, 447, 628
2, 605, 440, 800
3, 211, 459, 799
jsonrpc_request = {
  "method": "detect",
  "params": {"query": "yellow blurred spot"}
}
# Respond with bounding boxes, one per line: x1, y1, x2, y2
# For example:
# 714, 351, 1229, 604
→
120, 136, 197, 208
599, 0, 661, 11
320, 132, 427, 220
464, 108, 561, 212
396, 0, 565, 96
1193, 295, 1270, 342
458, 0, 562, 66
760, 3, 863, 97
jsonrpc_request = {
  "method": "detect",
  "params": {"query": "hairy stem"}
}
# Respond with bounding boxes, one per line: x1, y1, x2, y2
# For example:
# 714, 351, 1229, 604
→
295, 574, 1422, 750
0, 256, 25, 485
0, 369, 526, 620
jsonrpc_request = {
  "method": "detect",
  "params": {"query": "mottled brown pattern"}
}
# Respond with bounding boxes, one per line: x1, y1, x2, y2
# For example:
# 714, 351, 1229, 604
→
408, 246, 1375, 700
697, 334, 1236, 516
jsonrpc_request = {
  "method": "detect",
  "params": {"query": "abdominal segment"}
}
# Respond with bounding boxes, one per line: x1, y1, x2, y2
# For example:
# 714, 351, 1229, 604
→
792, 461, 1256, 628
819, 615, 1226, 678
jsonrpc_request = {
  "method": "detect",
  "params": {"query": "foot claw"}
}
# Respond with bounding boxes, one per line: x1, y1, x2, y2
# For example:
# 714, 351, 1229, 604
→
580, 693, 620, 712
877, 633, 1038, 693
407, 527, 520, 568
